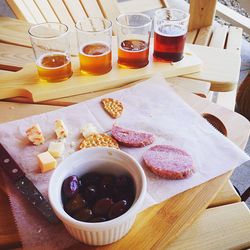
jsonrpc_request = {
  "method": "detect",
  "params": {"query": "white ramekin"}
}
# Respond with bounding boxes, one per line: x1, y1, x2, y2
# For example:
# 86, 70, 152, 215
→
48, 147, 147, 246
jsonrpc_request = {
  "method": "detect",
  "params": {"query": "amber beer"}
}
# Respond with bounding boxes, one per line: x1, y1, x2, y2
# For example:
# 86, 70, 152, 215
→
153, 9, 189, 62
76, 18, 112, 75
116, 13, 152, 69
118, 40, 149, 69
79, 42, 112, 75
154, 25, 186, 62
36, 53, 72, 82
29, 23, 72, 82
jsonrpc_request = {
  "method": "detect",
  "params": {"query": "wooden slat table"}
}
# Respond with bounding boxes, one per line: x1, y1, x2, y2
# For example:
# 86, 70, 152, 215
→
0, 18, 250, 250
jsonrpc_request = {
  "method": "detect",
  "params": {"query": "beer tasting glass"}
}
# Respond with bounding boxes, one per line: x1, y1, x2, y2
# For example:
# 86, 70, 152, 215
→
75, 18, 112, 75
29, 23, 73, 82
116, 13, 152, 69
153, 8, 190, 62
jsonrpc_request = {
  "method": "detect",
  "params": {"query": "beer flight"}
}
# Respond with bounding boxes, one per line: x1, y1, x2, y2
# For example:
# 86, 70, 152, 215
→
28, 9, 189, 82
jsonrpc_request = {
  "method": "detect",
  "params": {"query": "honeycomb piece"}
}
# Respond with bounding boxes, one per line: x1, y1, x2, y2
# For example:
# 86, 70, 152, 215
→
101, 98, 123, 119
79, 134, 119, 150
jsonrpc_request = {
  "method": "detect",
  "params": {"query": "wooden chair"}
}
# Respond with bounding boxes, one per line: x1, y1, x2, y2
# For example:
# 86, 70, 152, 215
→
6, 0, 243, 110
236, 71, 250, 120
96, 0, 242, 110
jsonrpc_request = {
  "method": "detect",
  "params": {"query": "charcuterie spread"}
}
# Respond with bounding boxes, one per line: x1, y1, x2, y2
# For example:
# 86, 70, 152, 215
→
24, 99, 193, 180
1, 75, 249, 250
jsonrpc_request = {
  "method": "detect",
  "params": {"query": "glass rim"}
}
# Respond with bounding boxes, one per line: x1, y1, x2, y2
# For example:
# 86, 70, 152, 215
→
28, 22, 69, 39
75, 18, 112, 33
116, 12, 152, 29
154, 8, 190, 22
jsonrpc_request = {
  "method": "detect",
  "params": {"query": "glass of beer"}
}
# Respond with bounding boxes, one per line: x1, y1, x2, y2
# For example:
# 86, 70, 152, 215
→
75, 18, 112, 75
116, 13, 152, 69
28, 23, 73, 82
153, 8, 190, 62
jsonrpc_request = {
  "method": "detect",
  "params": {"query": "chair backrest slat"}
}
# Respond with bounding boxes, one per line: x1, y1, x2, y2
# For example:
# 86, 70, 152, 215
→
96, 0, 169, 35
23, 0, 46, 23
80, 0, 103, 18
34, 0, 59, 23
7, 0, 36, 23
97, 0, 120, 34
226, 26, 242, 52
186, 30, 198, 44
63, 0, 87, 23
194, 26, 213, 46
209, 25, 228, 49
47, 0, 75, 28
118, 0, 163, 13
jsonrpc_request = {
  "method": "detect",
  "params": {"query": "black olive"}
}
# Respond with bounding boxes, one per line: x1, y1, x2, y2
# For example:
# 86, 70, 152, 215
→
83, 184, 98, 205
113, 189, 135, 206
64, 193, 87, 214
73, 208, 93, 222
61, 189, 68, 205
108, 200, 128, 220
113, 175, 134, 198
80, 172, 101, 188
99, 174, 115, 197
115, 175, 132, 190
62, 175, 79, 198
93, 198, 114, 216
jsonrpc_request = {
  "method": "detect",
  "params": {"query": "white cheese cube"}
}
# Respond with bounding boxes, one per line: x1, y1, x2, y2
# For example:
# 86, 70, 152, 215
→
55, 120, 68, 139
37, 151, 57, 173
48, 141, 65, 158
26, 124, 45, 145
81, 123, 99, 138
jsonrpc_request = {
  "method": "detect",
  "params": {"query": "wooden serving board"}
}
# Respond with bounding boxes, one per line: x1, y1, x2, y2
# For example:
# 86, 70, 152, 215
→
0, 45, 201, 102
0, 84, 249, 249
0, 17, 242, 92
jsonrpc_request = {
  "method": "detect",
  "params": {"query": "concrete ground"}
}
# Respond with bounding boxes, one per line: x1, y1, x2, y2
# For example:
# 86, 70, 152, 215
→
0, 0, 250, 207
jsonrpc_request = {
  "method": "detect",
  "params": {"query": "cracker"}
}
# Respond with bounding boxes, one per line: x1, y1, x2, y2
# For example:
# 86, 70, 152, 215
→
79, 134, 119, 149
101, 98, 123, 118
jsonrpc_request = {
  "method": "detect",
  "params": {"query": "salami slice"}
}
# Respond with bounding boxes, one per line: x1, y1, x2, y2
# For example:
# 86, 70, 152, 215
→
143, 145, 194, 179
111, 125, 154, 147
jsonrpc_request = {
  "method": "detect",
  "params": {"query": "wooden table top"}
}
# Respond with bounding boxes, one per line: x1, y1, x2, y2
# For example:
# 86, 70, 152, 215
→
0, 17, 250, 250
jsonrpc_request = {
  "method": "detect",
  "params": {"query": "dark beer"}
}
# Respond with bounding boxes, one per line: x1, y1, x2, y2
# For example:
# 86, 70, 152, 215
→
153, 25, 186, 62
118, 39, 149, 69
79, 42, 112, 75
37, 53, 72, 82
